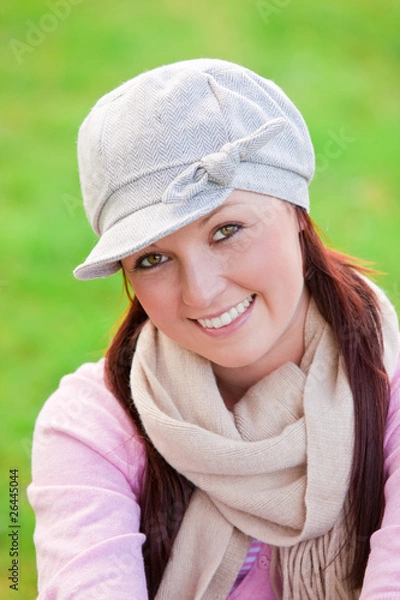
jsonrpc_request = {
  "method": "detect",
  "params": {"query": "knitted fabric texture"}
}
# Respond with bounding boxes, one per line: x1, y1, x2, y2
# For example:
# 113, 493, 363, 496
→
130, 289, 399, 600
74, 58, 315, 280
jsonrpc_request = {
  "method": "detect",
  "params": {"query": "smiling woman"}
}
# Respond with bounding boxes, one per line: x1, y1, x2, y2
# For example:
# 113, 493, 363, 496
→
28, 59, 400, 599
121, 192, 307, 382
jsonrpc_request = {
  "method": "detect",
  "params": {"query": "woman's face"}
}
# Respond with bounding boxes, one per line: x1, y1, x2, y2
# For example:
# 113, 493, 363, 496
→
122, 190, 309, 385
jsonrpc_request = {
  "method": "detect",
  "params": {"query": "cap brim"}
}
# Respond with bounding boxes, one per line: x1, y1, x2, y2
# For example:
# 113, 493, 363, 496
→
73, 187, 233, 280
73, 163, 310, 281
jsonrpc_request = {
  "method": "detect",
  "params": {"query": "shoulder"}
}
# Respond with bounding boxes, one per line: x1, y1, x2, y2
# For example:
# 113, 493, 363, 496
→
390, 358, 400, 399
32, 358, 146, 493
36, 358, 135, 430
29, 359, 149, 598
386, 356, 400, 448
388, 355, 400, 417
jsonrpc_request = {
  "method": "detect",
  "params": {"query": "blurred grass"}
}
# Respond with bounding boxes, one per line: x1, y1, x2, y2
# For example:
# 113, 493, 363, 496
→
1, 0, 399, 597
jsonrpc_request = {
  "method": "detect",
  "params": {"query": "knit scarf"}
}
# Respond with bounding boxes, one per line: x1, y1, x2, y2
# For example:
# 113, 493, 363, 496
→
130, 289, 399, 600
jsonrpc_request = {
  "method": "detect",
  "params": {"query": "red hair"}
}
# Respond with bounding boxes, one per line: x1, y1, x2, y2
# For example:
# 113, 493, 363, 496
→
105, 207, 389, 596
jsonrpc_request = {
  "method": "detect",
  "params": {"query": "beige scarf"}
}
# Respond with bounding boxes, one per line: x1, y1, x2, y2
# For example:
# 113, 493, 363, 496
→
130, 288, 399, 600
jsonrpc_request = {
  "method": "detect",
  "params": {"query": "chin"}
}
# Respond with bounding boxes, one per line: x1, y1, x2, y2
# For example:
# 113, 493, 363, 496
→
208, 350, 267, 370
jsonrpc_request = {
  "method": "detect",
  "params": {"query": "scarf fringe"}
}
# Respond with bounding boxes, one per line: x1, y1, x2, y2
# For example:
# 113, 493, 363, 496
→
271, 514, 360, 600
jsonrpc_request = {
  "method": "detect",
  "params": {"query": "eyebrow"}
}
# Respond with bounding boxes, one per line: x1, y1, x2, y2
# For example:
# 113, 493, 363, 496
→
148, 201, 237, 250
198, 201, 236, 226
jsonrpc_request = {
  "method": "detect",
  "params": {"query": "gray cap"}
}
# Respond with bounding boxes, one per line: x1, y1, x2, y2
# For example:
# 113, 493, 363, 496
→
73, 58, 315, 280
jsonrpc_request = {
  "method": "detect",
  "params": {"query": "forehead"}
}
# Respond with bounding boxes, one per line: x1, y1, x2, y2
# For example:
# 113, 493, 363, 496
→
199, 190, 287, 222
161, 191, 287, 244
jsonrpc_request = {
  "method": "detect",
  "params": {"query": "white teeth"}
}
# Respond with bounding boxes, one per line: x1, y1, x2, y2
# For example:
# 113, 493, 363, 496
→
229, 307, 239, 320
220, 312, 231, 326
236, 302, 246, 314
211, 316, 222, 328
197, 295, 254, 329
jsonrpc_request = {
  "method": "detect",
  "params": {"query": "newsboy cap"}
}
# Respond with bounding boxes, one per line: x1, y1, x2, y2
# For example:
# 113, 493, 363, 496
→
73, 58, 315, 280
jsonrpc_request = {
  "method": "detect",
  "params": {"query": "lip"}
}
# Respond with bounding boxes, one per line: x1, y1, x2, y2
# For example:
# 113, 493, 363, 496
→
192, 300, 243, 321
192, 295, 256, 338
194, 294, 254, 321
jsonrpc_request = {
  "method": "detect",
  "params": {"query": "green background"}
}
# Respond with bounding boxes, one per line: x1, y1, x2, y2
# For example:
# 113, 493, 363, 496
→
1, 0, 399, 597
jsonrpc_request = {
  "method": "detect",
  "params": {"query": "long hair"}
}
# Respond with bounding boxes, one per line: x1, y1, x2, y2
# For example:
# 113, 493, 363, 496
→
105, 207, 390, 596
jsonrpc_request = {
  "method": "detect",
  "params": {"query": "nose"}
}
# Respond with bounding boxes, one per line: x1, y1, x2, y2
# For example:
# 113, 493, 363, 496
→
180, 255, 224, 308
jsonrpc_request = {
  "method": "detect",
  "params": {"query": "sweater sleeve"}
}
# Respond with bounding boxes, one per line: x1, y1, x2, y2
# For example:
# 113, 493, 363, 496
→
360, 359, 400, 599
27, 360, 148, 600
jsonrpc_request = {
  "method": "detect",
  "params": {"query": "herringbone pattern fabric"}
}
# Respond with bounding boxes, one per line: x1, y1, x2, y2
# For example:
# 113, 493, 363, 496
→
74, 58, 315, 280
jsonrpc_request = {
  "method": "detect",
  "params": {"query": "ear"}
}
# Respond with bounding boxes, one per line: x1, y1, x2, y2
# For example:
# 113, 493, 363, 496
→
122, 269, 135, 301
295, 206, 307, 232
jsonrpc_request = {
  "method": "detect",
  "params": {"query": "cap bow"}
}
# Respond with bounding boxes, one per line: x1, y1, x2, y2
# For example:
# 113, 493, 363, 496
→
161, 117, 287, 204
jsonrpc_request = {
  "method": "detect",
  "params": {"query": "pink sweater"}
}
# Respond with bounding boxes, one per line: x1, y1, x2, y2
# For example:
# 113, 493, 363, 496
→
28, 359, 400, 599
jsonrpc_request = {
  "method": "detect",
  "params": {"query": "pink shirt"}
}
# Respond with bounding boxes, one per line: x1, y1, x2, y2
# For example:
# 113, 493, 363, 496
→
28, 359, 400, 599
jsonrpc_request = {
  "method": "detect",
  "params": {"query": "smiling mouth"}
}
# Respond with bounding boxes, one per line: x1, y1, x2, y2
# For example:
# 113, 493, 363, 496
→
196, 294, 255, 329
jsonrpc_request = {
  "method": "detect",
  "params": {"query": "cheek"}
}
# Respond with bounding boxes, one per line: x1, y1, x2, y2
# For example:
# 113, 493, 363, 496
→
243, 232, 304, 300
133, 279, 180, 331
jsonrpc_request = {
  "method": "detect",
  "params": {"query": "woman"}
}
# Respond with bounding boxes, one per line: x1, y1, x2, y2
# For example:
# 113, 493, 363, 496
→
29, 59, 400, 599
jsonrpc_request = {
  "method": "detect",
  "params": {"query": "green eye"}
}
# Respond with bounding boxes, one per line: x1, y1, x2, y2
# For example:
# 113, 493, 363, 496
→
138, 254, 167, 268
213, 224, 239, 241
